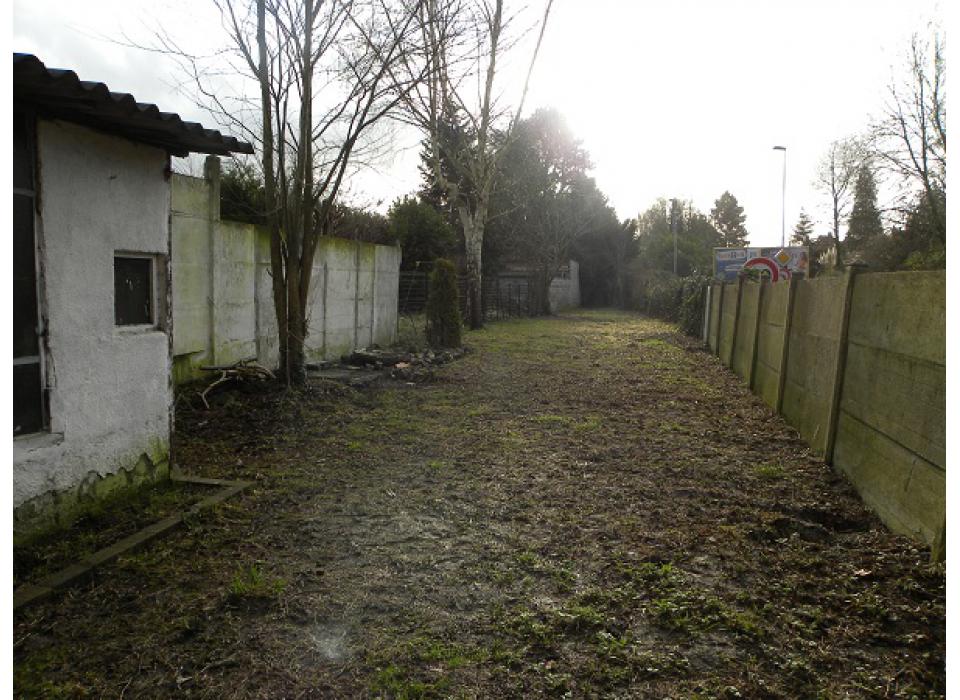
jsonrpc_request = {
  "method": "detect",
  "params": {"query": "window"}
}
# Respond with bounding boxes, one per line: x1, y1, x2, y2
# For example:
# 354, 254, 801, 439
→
114, 256, 155, 326
13, 110, 46, 436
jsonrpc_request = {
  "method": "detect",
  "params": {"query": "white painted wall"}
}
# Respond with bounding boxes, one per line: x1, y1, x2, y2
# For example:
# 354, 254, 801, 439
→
14, 120, 172, 510
171, 166, 401, 381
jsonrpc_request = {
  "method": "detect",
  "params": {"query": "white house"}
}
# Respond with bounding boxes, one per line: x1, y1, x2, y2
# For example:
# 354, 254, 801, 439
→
13, 53, 252, 537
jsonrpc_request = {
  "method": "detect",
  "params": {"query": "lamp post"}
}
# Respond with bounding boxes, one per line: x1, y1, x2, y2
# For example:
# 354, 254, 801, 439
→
773, 146, 787, 247
670, 198, 678, 275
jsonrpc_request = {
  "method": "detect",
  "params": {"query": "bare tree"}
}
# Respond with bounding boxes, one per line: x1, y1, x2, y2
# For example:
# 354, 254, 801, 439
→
814, 137, 864, 264
158, 0, 427, 384
390, 0, 554, 328
872, 30, 946, 243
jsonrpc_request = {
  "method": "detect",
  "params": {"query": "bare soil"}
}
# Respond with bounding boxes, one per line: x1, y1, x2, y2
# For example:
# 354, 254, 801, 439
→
13, 310, 944, 699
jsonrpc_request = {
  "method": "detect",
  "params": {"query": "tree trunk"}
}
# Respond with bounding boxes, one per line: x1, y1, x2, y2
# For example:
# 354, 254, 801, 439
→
257, 0, 290, 382
460, 206, 485, 329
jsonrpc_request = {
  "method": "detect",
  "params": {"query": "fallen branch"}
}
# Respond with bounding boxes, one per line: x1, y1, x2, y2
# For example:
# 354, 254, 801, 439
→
198, 358, 276, 409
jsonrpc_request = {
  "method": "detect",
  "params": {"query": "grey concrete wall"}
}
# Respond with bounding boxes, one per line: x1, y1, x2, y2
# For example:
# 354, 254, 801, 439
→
706, 270, 945, 553
718, 282, 738, 366
14, 120, 172, 527
731, 281, 759, 381
753, 280, 789, 409
832, 271, 945, 545
171, 165, 400, 383
780, 276, 846, 456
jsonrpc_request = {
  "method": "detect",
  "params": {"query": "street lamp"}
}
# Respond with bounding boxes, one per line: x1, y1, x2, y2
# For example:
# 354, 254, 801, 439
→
670, 198, 678, 275
773, 146, 787, 248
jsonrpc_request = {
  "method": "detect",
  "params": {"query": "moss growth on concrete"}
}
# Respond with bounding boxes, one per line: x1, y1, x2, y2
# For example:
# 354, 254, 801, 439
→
14, 443, 170, 546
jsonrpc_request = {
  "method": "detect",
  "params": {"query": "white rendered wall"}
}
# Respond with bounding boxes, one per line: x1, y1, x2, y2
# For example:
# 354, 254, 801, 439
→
14, 120, 172, 509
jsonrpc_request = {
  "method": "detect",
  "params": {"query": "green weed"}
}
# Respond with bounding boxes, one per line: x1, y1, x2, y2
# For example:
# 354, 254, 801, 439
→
229, 564, 286, 599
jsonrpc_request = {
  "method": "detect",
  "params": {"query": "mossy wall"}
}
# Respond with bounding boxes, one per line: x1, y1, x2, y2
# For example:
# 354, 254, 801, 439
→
14, 441, 170, 545
704, 271, 945, 555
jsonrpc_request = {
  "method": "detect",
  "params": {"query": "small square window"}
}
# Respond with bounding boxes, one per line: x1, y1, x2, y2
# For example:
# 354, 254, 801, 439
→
114, 256, 154, 326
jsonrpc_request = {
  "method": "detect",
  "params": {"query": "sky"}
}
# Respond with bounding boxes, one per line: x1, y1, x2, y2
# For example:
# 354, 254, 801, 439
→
12, 0, 945, 248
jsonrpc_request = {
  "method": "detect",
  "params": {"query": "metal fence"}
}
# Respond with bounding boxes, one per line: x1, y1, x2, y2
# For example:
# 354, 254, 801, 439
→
398, 270, 531, 321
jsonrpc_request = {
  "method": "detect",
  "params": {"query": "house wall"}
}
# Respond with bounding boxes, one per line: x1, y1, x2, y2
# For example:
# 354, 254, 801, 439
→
14, 120, 172, 535
171, 161, 401, 383
702, 271, 945, 558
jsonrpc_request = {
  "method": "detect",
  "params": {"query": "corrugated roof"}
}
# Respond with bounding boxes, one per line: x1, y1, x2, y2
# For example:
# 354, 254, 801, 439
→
13, 53, 254, 157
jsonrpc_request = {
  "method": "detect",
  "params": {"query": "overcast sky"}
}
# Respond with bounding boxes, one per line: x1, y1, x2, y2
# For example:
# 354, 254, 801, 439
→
13, 0, 944, 247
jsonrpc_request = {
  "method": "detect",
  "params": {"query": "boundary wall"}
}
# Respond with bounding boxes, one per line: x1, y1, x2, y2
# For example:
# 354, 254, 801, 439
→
705, 270, 945, 559
171, 158, 400, 383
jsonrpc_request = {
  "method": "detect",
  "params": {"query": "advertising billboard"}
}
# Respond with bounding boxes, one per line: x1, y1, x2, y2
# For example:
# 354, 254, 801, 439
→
714, 247, 810, 282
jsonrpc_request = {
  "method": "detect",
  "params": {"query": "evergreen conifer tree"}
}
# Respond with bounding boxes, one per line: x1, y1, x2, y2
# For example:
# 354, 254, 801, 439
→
845, 165, 884, 255
709, 191, 749, 247
790, 209, 815, 246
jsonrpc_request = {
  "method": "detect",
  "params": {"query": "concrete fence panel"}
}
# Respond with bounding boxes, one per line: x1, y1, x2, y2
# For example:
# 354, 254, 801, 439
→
753, 280, 789, 409
701, 269, 944, 555
732, 280, 759, 381
832, 271, 945, 544
213, 220, 258, 366
171, 163, 399, 383
718, 283, 738, 365
780, 276, 846, 456
707, 283, 722, 353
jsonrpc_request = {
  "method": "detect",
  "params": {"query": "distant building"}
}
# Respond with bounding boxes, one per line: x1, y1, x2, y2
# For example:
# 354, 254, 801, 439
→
13, 53, 252, 537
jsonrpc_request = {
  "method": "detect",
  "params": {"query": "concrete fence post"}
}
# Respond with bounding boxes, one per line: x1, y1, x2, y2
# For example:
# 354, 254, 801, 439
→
204, 155, 221, 366
747, 280, 764, 390
353, 245, 361, 350
728, 276, 745, 368
702, 284, 711, 346
824, 265, 860, 465
775, 275, 798, 414
370, 253, 378, 347
321, 260, 329, 358
715, 283, 725, 358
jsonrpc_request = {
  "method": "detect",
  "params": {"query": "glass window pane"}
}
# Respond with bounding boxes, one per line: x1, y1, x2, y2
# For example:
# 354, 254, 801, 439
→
14, 362, 43, 436
14, 194, 38, 358
13, 112, 33, 191
114, 257, 153, 325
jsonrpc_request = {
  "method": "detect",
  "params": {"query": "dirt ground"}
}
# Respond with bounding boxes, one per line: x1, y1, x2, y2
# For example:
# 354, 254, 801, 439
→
13, 310, 945, 699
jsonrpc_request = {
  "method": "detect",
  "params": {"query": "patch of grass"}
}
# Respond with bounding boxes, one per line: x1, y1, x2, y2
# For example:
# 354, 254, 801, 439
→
229, 564, 287, 599
532, 414, 571, 426
574, 415, 603, 432
371, 664, 449, 699
754, 463, 785, 480
554, 603, 609, 632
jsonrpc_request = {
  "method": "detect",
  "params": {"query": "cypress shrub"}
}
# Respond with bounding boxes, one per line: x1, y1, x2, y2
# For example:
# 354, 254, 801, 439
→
425, 258, 462, 348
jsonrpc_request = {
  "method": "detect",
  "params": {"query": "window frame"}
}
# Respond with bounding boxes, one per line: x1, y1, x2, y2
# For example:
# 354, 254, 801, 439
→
113, 252, 164, 330
13, 109, 49, 438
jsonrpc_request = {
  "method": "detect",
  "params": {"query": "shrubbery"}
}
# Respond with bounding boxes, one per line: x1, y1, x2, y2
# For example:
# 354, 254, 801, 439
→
425, 259, 462, 348
628, 269, 710, 338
